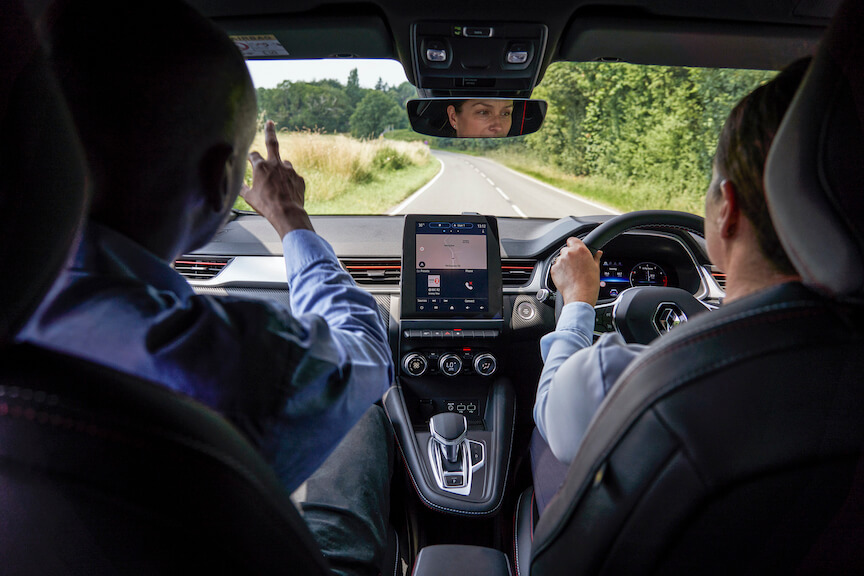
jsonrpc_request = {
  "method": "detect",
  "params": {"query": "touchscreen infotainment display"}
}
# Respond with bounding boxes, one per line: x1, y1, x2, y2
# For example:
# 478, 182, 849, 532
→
401, 215, 502, 320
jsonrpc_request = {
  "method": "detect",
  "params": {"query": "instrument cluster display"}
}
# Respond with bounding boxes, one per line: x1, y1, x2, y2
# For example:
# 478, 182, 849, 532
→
599, 259, 671, 300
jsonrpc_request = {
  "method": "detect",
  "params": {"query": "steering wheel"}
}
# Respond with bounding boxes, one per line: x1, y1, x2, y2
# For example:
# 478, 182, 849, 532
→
554, 210, 711, 345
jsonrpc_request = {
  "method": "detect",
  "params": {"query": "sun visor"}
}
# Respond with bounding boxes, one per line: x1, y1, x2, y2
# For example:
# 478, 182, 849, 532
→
561, 17, 822, 70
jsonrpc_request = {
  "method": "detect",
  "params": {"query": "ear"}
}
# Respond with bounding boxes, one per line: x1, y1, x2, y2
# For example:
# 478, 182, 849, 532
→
198, 143, 235, 213
446, 105, 457, 128
717, 179, 740, 238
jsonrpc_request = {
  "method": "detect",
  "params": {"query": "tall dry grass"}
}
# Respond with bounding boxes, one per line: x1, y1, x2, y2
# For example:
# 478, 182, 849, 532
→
243, 131, 431, 205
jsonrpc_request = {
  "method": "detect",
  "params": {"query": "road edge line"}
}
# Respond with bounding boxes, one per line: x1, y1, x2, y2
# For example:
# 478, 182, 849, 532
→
387, 155, 445, 215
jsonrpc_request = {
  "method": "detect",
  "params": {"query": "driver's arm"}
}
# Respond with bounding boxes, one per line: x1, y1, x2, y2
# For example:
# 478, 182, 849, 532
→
534, 238, 645, 464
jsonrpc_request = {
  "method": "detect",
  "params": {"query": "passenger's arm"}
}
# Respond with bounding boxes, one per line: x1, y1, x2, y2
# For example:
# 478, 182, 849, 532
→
235, 120, 392, 489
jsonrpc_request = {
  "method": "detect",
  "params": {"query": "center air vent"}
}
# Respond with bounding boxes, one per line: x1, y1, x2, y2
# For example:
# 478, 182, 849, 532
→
502, 259, 536, 286
341, 259, 401, 286
173, 256, 232, 280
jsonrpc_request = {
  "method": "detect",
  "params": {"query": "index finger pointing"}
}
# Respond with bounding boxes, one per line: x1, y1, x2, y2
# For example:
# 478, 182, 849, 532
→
265, 121, 281, 162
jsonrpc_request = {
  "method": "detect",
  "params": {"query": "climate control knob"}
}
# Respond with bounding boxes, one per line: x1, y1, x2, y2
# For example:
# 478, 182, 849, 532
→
438, 353, 463, 376
473, 353, 497, 376
402, 353, 428, 377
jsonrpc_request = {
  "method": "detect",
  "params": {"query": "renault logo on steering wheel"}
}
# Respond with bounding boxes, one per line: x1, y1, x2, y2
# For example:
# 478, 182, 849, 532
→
654, 303, 688, 334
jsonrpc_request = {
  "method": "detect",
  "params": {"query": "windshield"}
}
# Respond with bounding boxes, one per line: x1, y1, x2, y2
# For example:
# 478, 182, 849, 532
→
241, 59, 774, 218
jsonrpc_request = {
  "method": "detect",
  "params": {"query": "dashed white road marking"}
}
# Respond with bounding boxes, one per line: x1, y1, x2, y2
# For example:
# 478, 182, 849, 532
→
512, 204, 527, 218
486, 178, 495, 186
496, 187, 510, 201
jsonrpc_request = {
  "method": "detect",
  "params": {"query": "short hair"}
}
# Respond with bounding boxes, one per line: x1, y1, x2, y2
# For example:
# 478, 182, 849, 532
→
713, 57, 812, 276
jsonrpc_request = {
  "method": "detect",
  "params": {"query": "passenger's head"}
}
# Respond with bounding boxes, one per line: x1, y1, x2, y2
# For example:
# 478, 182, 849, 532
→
41, 0, 257, 259
446, 99, 513, 137
706, 58, 811, 276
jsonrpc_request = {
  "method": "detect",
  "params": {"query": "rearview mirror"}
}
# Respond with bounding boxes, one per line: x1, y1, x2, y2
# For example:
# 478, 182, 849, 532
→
406, 98, 547, 138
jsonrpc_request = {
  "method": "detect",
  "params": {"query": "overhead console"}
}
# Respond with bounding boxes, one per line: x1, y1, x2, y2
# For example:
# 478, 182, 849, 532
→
411, 22, 548, 97
384, 215, 515, 516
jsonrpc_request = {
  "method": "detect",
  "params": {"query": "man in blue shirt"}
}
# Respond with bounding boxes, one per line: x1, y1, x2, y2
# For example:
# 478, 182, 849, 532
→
22, 1, 393, 573
532, 59, 810, 514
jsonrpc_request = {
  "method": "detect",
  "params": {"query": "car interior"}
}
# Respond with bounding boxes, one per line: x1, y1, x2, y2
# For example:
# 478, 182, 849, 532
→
3, 0, 863, 574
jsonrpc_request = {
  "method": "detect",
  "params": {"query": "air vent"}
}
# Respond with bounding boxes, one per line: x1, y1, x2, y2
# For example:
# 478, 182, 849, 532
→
708, 265, 727, 290
173, 256, 232, 280
341, 259, 401, 286
502, 259, 536, 286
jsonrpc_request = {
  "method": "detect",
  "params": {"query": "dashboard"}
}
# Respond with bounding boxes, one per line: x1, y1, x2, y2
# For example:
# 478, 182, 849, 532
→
177, 211, 724, 515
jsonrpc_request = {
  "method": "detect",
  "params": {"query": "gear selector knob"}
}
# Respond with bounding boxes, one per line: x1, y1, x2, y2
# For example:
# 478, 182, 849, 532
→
430, 412, 467, 463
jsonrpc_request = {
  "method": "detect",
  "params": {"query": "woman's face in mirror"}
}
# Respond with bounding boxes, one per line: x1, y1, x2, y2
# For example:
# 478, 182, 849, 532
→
446, 99, 513, 137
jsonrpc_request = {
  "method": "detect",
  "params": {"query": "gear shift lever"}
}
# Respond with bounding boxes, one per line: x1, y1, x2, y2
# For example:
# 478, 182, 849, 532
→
429, 412, 467, 463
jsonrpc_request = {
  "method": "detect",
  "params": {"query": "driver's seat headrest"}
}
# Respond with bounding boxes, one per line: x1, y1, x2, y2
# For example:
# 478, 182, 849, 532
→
0, 2, 88, 343
766, 0, 864, 298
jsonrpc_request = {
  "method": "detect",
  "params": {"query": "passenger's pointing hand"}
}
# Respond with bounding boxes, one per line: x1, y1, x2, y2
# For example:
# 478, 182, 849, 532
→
241, 120, 313, 237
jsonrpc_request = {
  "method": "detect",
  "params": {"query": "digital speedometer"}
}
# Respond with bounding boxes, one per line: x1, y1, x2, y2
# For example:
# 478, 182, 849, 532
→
629, 262, 668, 287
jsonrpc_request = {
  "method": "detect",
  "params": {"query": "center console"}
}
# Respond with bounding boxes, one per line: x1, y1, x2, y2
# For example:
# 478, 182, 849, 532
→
384, 215, 515, 516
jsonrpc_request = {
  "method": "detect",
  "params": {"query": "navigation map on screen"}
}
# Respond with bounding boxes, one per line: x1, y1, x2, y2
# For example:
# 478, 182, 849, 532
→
415, 221, 489, 314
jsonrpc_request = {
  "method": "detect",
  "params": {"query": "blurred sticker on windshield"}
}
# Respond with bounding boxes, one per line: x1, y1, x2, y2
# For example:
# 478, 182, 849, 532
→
230, 35, 289, 58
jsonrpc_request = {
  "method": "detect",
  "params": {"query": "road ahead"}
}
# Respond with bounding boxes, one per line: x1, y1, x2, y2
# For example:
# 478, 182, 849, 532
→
389, 150, 618, 217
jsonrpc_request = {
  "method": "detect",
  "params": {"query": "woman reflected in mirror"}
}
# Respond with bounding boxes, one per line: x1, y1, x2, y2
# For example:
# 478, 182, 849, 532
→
446, 99, 513, 137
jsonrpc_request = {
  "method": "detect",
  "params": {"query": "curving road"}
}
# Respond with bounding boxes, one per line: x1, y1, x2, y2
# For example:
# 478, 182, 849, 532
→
389, 149, 618, 217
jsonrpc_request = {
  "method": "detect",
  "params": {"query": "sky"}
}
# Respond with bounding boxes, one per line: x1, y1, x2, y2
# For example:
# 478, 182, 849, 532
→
246, 59, 410, 89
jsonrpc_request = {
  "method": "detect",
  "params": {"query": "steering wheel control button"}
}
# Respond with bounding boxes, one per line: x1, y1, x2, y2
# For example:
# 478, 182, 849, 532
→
473, 353, 497, 376
439, 353, 463, 376
402, 353, 428, 377
517, 301, 536, 321
594, 306, 615, 333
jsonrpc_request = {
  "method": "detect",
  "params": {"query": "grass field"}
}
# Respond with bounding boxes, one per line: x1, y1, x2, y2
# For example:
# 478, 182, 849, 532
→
485, 150, 707, 216
233, 130, 704, 216
234, 131, 438, 214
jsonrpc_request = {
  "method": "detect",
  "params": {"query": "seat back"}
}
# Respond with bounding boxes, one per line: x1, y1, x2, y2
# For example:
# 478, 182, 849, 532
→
0, 1, 87, 342
0, 5, 330, 573
1, 344, 332, 573
530, 0, 864, 573
530, 284, 864, 575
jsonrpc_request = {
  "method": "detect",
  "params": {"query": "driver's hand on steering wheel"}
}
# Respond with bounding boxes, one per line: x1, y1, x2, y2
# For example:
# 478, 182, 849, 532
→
552, 237, 603, 307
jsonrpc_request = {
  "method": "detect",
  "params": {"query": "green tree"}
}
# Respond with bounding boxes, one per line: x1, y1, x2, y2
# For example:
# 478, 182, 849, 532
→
257, 80, 352, 133
346, 68, 363, 106
350, 91, 404, 139
526, 62, 775, 211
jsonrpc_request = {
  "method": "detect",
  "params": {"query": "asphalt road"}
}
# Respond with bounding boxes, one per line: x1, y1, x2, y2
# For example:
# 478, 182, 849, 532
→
389, 149, 618, 217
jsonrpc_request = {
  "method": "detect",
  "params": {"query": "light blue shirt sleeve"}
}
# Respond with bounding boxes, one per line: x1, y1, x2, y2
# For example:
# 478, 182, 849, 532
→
255, 229, 394, 488
534, 301, 645, 464
283, 229, 391, 360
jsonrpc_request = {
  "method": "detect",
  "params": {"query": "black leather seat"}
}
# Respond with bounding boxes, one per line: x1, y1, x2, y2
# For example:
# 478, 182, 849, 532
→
525, 1, 864, 574
0, 5, 332, 573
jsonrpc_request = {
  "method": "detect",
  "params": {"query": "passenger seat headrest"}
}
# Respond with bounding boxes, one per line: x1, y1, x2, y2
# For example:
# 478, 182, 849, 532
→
765, 0, 864, 298
0, 2, 88, 343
